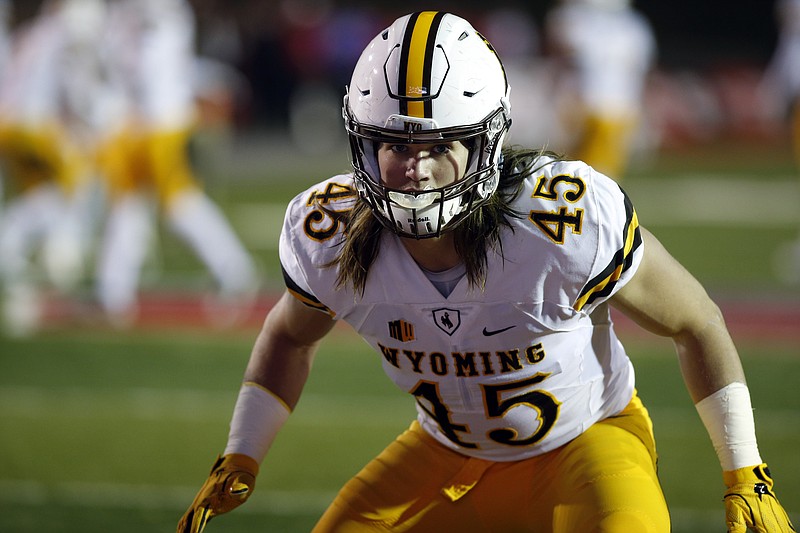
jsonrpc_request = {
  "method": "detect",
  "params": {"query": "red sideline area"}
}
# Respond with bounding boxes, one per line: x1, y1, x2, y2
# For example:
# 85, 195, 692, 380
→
611, 298, 800, 345
36, 291, 800, 345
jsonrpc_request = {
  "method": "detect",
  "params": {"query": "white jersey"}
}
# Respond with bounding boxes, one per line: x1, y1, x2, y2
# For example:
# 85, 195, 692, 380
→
102, 0, 197, 129
546, 3, 656, 115
0, 3, 114, 146
279, 156, 643, 461
0, 14, 79, 127
764, 0, 800, 107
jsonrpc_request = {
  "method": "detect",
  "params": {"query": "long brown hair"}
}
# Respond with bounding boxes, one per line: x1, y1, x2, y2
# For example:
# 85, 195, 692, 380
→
328, 147, 559, 294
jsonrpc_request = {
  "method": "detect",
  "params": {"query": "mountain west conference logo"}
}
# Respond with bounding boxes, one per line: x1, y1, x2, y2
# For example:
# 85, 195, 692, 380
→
388, 319, 415, 342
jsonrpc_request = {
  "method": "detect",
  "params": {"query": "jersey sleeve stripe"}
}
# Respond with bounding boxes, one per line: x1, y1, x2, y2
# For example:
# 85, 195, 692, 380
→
574, 191, 642, 311
281, 265, 335, 316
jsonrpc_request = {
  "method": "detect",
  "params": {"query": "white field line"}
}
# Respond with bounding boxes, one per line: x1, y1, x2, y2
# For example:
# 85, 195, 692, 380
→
0, 386, 413, 426
625, 175, 800, 227
2, 385, 798, 436
0, 478, 333, 515
1, 385, 798, 524
232, 176, 800, 250
0, 478, 795, 528
648, 407, 800, 437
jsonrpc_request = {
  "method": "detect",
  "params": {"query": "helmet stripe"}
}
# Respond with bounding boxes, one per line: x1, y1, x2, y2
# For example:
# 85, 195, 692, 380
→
398, 11, 444, 119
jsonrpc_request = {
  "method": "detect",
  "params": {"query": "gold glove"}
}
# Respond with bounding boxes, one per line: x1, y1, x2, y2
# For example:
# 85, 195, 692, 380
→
177, 454, 259, 533
724, 463, 795, 533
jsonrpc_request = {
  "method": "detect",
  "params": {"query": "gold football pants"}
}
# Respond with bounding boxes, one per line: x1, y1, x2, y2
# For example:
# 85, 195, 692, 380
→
313, 392, 669, 532
574, 114, 636, 180
97, 127, 197, 207
0, 123, 88, 195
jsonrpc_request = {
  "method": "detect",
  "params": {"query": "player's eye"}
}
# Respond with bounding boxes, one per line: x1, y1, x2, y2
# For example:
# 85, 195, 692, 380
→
389, 144, 409, 153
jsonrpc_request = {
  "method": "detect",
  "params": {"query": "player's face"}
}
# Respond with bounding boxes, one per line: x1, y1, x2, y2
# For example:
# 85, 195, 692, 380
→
377, 141, 470, 191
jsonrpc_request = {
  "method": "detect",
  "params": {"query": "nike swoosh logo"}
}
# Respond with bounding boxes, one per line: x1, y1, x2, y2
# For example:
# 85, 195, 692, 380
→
482, 325, 516, 336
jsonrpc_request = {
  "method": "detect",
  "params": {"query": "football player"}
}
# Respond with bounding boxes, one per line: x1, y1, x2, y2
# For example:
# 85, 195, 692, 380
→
178, 11, 794, 533
93, 0, 258, 326
0, 0, 108, 334
544, 0, 656, 179
762, 0, 800, 285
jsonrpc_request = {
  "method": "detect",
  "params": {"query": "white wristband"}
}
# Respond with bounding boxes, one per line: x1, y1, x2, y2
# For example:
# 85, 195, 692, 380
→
694, 382, 762, 471
224, 382, 291, 463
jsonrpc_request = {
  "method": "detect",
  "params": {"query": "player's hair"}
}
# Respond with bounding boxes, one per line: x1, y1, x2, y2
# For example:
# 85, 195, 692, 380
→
329, 147, 560, 294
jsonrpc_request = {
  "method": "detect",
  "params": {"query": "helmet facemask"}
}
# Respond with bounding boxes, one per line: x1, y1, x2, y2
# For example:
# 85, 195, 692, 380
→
343, 11, 512, 239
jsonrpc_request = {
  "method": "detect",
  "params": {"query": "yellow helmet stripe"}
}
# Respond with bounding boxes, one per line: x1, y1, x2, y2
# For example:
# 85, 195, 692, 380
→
399, 11, 444, 118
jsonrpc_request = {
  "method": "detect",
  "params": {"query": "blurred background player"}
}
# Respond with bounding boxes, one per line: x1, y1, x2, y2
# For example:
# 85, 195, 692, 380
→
95, 0, 258, 327
0, 0, 9, 205
479, 7, 553, 149
762, 0, 800, 284
544, 0, 656, 179
0, 0, 107, 335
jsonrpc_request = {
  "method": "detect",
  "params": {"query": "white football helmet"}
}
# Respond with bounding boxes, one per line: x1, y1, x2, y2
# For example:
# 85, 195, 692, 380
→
343, 11, 511, 238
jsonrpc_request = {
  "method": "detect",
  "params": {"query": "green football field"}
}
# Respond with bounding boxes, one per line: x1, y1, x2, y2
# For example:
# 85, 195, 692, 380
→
1, 330, 798, 532
1, 136, 799, 532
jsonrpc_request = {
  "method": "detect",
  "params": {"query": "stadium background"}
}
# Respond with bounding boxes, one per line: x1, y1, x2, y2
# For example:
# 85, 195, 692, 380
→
10, 0, 779, 127
1, 1, 798, 532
